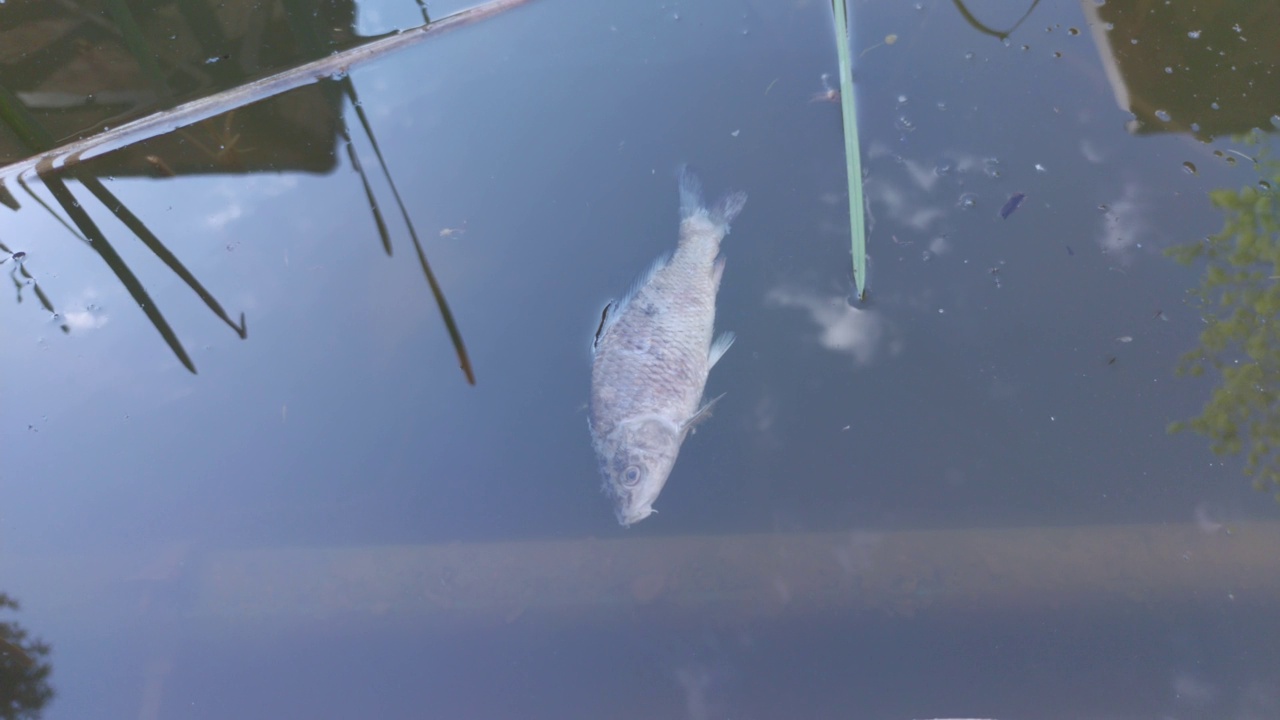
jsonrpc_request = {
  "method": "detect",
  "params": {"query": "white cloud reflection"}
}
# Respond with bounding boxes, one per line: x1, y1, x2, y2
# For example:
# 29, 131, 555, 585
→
766, 287, 884, 365
63, 289, 109, 331
1098, 182, 1149, 257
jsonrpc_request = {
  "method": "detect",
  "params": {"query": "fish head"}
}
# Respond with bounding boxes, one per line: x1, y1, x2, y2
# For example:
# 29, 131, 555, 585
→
601, 418, 683, 526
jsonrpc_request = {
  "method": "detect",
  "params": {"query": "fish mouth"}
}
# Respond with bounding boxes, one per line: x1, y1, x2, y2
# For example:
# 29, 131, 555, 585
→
616, 504, 655, 527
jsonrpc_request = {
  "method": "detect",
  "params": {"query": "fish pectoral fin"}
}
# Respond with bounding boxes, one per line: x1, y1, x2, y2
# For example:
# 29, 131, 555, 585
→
682, 393, 726, 435
708, 331, 735, 370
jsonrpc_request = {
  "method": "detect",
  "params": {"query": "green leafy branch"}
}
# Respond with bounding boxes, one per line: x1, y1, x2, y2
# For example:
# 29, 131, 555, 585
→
1168, 138, 1280, 498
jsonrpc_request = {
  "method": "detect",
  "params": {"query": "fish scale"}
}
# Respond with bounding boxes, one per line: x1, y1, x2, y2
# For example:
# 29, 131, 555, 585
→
589, 169, 746, 526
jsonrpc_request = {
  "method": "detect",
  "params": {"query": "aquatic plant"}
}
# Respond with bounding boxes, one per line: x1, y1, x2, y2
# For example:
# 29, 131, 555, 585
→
831, 0, 867, 299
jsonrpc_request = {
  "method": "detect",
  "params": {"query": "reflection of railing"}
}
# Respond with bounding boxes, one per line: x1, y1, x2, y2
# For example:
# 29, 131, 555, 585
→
0, 0, 534, 381
137, 522, 1280, 626
1169, 137, 1280, 499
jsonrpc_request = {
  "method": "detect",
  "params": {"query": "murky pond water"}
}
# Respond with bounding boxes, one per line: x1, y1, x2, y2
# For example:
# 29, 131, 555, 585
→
2, 0, 1280, 718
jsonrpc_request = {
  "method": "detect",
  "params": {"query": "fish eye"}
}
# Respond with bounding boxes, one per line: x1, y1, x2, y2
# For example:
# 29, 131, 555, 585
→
621, 465, 643, 487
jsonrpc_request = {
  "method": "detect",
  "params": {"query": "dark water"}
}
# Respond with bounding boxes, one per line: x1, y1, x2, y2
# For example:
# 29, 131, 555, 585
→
2, 0, 1280, 718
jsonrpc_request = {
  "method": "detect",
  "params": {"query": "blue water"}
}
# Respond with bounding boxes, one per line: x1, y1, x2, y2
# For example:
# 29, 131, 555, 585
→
2, 0, 1279, 717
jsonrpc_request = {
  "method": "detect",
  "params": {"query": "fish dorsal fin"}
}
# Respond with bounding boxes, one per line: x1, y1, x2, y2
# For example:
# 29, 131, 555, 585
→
593, 252, 670, 353
682, 393, 725, 435
708, 331, 735, 370
614, 251, 670, 316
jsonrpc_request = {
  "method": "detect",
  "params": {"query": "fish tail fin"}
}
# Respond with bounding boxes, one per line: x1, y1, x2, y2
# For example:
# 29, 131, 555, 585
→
678, 164, 748, 234
710, 191, 748, 233
678, 164, 704, 221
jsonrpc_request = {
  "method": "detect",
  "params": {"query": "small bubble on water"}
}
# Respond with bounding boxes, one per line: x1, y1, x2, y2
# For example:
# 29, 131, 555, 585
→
936, 100, 947, 111
1130, 38, 1138, 45
1155, 109, 1171, 122
895, 116, 915, 132
1211, 101, 1221, 110
934, 160, 953, 176
1182, 161, 1198, 175
1164, 66, 1174, 74
957, 192, 978, 209
1068, 27, 1080, 36
1035, 163, 1047, 173
1270, 114, 1280, 128
964, 51, 975, 61
922, 250, 933, 261
982, 158, 1001, 178
1021, 44, 1030, 51
672, 11, 679, 20
1190, 122, 1201, 132
897, 94, 908, 104
1188, 29, 1201, 39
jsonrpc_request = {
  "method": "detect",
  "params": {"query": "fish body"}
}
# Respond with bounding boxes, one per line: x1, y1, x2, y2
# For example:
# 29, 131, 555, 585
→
589, 169, 746, 526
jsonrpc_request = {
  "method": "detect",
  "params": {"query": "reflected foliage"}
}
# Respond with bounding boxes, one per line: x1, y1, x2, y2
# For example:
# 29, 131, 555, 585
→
0, 594, 53, 720
1168, 137, 1280, 498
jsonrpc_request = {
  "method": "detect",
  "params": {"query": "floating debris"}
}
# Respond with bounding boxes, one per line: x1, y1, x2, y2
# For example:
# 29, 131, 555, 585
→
999, 192, 1026, 219
811, 73, 840, 103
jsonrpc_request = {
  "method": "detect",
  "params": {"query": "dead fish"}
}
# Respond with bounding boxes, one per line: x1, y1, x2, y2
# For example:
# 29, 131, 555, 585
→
999, 192, 1026, 219
589, 168, 746, 526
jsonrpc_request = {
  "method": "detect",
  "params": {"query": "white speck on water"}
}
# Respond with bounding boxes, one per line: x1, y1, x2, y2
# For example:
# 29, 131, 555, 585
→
730, 129, 740, 137
1187, 30, 1201, 39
